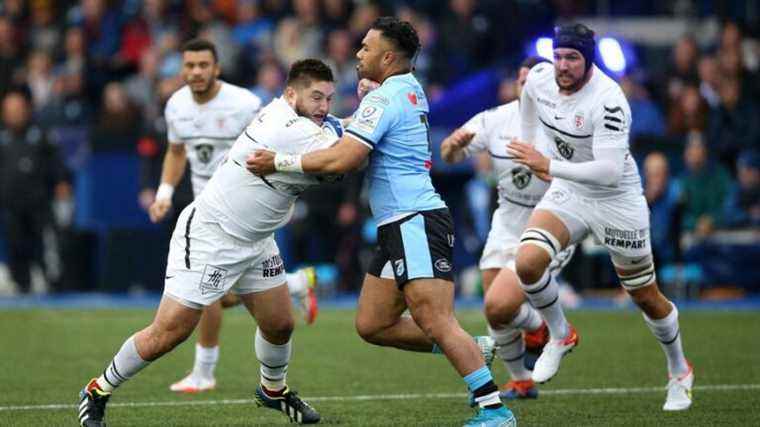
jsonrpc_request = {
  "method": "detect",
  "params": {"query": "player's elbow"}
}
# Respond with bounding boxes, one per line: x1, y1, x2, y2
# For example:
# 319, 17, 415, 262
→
600, 165, 623, 187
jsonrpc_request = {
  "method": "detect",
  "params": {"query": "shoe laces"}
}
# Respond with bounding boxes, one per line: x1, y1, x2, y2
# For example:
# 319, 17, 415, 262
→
284, 390, 315, 412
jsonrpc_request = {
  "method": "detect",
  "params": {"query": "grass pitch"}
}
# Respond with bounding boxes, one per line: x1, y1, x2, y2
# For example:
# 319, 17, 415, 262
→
1, 307, 759, 426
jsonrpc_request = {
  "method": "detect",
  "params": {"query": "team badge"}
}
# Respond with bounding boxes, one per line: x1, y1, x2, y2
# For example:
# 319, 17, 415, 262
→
574, 114, 584, 129
196, 144, 214, 163
217, 116, 226, 129
434, 258, 452, 272
554, 137, 574, 160
511, 167, 532, 189
200, 265, 227, 295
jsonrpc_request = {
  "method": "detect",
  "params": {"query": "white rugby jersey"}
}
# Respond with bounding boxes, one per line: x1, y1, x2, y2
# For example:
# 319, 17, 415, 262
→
196, 97, 341, 241
520, 63, 642, 197
165, 81, 262, 196
461, 100, 550, 208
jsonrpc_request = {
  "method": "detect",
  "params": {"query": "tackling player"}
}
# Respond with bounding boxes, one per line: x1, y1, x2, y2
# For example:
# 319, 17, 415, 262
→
440, 55, 576, 401
508, 23, 693, 411
248, 17, 516, 427
150, 39, 321, 393
77, 59, 343, 426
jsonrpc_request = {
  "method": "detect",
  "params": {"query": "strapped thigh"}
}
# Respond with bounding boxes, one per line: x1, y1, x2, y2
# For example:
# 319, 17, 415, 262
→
614, 254, 657, 290
519, 227, 561, 260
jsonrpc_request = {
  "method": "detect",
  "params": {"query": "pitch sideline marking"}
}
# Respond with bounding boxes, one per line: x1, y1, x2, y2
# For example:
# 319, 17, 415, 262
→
2, 383, 758, 412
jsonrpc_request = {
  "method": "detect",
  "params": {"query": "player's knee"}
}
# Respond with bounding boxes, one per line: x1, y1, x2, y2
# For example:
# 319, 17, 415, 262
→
516, 228, 558, 284
484, 294, 521, 327
220, 293, 241, 309
354, 315, 383, 344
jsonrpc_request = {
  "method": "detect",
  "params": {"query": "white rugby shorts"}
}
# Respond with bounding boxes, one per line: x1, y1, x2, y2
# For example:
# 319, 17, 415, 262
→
163, 203, 286, 308
480, 202, 576, 274
535, 181, 652, 267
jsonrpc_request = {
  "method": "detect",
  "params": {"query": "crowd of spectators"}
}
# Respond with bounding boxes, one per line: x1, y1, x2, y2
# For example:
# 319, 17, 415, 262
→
0, 0, 757, 296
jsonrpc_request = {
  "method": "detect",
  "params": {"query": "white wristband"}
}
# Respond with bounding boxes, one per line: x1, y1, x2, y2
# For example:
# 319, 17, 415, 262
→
274, 153, 304, 173
156, 183, 175, 201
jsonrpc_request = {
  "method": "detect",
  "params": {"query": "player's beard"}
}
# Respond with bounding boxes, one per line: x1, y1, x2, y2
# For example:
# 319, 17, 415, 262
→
294, 99, 322, 126
189, 76, 215, 96
555, 72, 585, 93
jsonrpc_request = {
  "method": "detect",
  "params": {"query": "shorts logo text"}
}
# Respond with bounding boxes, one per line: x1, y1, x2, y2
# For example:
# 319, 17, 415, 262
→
603, 227, 648, 249
262, 255, 284, 278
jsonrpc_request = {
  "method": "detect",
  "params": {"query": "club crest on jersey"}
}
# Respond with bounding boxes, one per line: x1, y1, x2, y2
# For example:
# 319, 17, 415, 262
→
554, 137, 574, 160
196, 144, 214, 163
394, 259, 405, 277
574, 114, 584, 129
511, 167, 533, 189
217, 116, 226, 129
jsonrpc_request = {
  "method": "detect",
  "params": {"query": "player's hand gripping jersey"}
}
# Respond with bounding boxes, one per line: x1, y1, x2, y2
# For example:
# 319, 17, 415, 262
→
520, 63, 642, 197
164, 82, 262, 196
345, 73, 446, 224
197, 97, 341, 241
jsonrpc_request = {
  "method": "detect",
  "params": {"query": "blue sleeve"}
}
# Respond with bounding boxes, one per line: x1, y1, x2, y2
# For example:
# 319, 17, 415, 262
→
324, 114, 343, 137
345, 91, 397, 149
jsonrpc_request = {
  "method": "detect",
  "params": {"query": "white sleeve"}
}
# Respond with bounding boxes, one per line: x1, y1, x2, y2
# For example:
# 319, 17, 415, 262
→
164, 101, 182, 144
549, 146, 625, 186
591, 87, 632, 151
519, 77, 538, 143
285, 119, 339, 154
460, 110, 490, 156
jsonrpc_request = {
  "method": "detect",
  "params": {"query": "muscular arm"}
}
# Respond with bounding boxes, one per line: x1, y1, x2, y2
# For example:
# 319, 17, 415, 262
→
301, 135, 371, 174
549, 146, 625, 186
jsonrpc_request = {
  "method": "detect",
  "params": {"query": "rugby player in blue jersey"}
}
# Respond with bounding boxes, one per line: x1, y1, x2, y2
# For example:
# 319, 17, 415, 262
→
247, 16, 515, 427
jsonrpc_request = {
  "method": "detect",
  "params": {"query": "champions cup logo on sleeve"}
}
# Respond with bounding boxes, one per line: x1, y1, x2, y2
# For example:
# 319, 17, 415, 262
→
200, 265, 228, 295
354, 105, 384, 134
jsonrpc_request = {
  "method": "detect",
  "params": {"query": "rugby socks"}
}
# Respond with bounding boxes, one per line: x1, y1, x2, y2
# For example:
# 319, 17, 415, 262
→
286, 271, 308, 298
488, 325, 531, 381
255, 327, 291, 391
96, 335, 150, 392
642, 302, 689, 377
510, 302, 543, 332
520, 269, 569, 340
193, 343, 219, 380
464, 366, 502, 408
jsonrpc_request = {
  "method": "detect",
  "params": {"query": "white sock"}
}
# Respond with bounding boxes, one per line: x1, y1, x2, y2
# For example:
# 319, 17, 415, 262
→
193, 344, 219, 380
286, 271, 307, 298
642, 302, 689, 377
96, 335, 150, 392
488, 325, 531, 381
255, 327, 291, 391
520, 270, 568, 340
510, 302, 543, 332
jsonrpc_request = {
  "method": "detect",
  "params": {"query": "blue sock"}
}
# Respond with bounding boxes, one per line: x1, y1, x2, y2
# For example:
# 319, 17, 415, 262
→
463, 366, 492, 392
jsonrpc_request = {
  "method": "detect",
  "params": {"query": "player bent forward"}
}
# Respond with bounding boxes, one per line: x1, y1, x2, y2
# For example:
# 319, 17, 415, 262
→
77, 59, 343, 426
508, 23, 693, 411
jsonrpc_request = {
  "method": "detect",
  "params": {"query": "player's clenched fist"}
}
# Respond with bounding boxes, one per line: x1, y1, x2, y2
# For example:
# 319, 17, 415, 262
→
246, 150, 276, 175
447, 128, 476, 148
357, 78, 380, 100
149, 198, 172, 223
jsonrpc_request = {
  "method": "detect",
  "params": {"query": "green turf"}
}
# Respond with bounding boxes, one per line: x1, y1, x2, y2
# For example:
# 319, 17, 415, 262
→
1, 308, 759, 426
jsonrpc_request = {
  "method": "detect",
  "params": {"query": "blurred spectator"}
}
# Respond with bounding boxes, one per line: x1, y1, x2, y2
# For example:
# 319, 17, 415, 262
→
697, 55, 720, 108
324, 28, 359, 117
667, 84, 708, 137
323, 0, 352, 30
0, 89, 71, 293
708, 78, 760, 172
679, 132, 733, 237
621, 75, 666, 138
273, 0, 323, 67
347, 2, 380, 46
432, 0, 501, 85
124, 49, 162, 123
91, 82, 142, 152
0, 16, 22, 98
720, 20, 758, 73
27, 0, 61, 54
644, 152, 681, 265
722, 150, 760, 229
249, 60, 284, 105
25, 50, 55, 112
666, 35, 699, 103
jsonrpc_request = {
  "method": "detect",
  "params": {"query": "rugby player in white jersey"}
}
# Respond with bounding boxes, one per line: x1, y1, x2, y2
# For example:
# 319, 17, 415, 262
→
507, 24, 693, 411
77, 59, 343, 426
149, 39, 321, 394
440, 56, 576, 401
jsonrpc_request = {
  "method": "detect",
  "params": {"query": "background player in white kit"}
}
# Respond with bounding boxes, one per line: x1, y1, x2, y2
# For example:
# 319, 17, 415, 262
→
148, 39, 320, 393
440, 56, 576, 401
76, 59, 343, 427
508, 24, 693, 411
